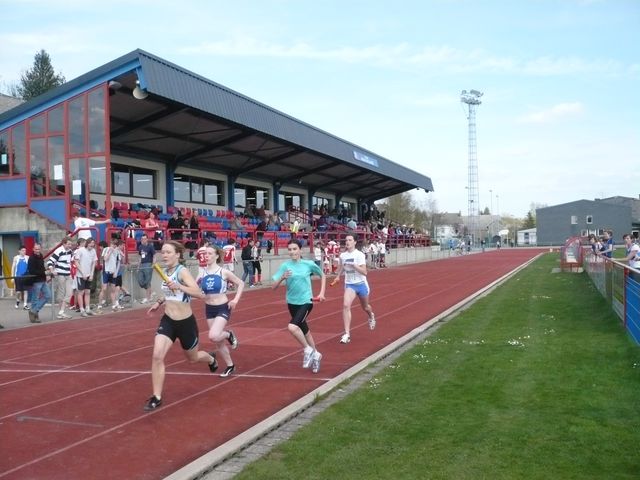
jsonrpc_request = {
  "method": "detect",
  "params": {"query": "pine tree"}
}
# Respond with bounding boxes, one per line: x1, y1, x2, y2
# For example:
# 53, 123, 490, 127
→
523, 210, 536, 229
16, 50, 66, 100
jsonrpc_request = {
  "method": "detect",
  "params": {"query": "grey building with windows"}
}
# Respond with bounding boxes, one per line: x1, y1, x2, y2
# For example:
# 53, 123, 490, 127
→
536, 196, 640, 245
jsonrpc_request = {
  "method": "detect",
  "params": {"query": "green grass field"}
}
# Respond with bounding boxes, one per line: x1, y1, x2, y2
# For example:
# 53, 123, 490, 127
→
236, 253, 640, 479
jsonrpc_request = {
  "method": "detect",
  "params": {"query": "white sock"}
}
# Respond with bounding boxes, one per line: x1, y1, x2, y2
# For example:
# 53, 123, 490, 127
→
304, 346, 313, 354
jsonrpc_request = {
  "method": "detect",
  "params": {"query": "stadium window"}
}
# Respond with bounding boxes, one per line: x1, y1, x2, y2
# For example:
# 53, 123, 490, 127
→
174, 174, 224, 205
0, 131, 8, 176
570, 215, 578, 225
586, 215, 593, 224
112, 163, 156, 199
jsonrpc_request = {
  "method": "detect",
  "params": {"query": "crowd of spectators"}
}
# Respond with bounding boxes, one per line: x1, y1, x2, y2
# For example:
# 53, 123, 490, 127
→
107, 201, 428, 256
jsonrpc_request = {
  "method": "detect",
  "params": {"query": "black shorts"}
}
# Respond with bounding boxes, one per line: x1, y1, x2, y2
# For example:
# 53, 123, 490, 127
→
156, 313, 199, 350
115, 275, 123, 288
205, 303, 231, 321
15, 276, 27, 292
287, 303, 313, 335
77, 278, 92, 291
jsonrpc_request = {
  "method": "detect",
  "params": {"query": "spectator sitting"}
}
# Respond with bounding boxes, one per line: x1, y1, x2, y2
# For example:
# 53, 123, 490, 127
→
346, 218, 357, 230
229, 216, 243, 230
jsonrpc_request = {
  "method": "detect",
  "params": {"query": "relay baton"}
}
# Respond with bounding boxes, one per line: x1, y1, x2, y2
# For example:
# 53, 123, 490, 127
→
152, 263, 177, 293
152, 263, 171, 283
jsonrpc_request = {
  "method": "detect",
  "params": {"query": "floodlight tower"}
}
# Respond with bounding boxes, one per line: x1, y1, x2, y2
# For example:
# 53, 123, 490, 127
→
461, 89, 483, 245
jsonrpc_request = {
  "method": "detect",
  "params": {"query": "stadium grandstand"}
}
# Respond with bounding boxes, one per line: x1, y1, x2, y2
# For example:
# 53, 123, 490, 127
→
0, 49, 434, 293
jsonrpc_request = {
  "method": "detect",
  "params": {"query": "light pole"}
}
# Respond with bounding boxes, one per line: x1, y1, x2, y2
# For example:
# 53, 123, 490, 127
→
461, 89, 482, 247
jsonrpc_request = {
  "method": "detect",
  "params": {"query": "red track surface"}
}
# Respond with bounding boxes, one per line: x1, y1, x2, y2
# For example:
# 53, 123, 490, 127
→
1, 249, 543, 479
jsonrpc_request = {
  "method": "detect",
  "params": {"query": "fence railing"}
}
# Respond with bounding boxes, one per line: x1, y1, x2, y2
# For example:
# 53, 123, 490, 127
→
583, 251, 640, 344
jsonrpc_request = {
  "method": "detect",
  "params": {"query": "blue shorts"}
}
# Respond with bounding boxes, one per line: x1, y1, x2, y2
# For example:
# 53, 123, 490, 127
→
346, 282, 370, 297
205, 303, 231, 321
102, 271, 116, 284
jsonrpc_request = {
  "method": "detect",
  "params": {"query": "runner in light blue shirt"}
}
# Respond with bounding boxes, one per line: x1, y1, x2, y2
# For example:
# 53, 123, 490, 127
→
272, 239, 326, 373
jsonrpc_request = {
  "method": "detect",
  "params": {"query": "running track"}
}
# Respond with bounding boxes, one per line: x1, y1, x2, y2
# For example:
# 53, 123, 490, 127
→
0, 249, 544, 480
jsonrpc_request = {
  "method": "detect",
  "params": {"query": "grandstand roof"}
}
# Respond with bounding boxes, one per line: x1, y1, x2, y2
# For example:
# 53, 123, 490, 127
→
0, 49, 433, 203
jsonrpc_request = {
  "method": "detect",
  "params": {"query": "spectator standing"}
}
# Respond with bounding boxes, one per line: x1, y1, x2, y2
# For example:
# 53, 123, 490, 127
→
598, 230, 614, 258
167, 210, 184, 240
621, 233, 640, 280
271, 239, 326, 374
98, 238, 123, 310
143, 211, 161, 247
377, 239, 387, 268
11, 246, 29, 309
313, 241, 323, 269
47, 237, 75, 319
137, 234, 156, 304
251, 240, 263, 285
115, 241, 131, 305
256, 217, 267, 245
327, 239, 340, 274
330, 234, 376, 344
589, 234, 603, 261
26, 243, 51, 323
72, 210, 111, 240
74, 238, 98, 316
196, 240, 210, 278
189, 212, 199, 240
240, 239, 255, 287
222, 238, 238, 290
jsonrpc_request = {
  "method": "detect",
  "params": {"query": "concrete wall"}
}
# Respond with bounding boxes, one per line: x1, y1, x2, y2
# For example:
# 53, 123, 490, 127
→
117, 245, 454, 302
0, 207, 70, 250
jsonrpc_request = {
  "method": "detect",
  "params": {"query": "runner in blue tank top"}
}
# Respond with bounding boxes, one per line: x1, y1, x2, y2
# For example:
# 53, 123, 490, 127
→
197, 245, 245, 377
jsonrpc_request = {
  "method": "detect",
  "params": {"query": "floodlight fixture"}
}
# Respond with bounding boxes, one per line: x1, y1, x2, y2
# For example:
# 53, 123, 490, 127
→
132, 79, 148, 100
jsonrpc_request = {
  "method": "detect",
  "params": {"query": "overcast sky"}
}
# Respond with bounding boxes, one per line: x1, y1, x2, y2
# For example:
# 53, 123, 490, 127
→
1, 0, 638, 217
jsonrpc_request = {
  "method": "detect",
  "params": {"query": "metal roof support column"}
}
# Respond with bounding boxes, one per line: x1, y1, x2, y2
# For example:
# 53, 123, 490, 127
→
273, 182, 281, 213
307, 189, 316, 224
335, 194, 343, 211
228, 175, 237, 213
166, 162, 176, 207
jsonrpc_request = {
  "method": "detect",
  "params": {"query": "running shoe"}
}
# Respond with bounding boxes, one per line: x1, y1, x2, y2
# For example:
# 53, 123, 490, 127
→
302, 348, 314, 368
368, 313, 376, 330
311, 351, 323, 374
140, 298, 149, 304
208, 352, 218, 372
56, 312, 72, 319
15, 300, 19, 309
339, 333, 351, 344
219, 365, 235, 378
80, 311, 89, 317
23, 304, 30, 310
143, 395, 162, 412
227, 330, 239, 349
85, 309, 95, 316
